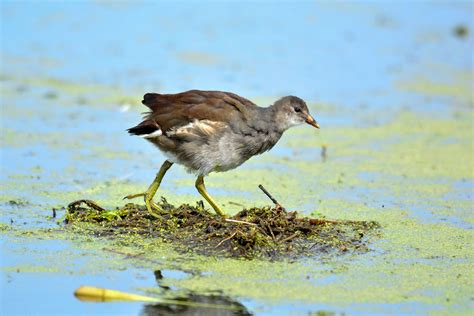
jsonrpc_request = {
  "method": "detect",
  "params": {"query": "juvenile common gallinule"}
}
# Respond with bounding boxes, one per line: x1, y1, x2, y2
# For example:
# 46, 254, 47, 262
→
126, 90, 319, 217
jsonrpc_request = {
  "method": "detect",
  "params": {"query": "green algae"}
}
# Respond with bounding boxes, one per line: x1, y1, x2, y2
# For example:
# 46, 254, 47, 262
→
281, 110, 473, 204
0, 127, 99, 149
3, 264, 61, 274
1, 71, 473, 314
396, 67, 473, 104
0, 74, 144, 112
0, 222, 13, 232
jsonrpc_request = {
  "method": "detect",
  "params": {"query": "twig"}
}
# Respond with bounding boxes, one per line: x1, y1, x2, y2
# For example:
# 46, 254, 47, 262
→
256, 225, 270, 238
68, 199, 106, 212
258, 184, 285, 209
265, 222, 276, 241
307, 218, 343, 225
279, 232, 299, 243
227, 201, 245, 207
224, 218, 257, 226
215, 231, 238, 248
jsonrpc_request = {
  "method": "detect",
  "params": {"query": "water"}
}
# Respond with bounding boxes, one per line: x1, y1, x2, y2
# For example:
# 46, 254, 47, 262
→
1, 1, 473, 315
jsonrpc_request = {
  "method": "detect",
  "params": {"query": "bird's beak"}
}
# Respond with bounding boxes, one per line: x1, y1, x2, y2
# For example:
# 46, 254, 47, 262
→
305, 114, 320, 129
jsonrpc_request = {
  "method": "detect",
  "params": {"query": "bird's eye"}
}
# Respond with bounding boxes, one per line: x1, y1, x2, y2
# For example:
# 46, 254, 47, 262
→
294, 107, 301, 113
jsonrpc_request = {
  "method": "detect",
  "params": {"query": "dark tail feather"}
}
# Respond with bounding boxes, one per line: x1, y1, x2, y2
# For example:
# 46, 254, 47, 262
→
127, 120, 160, 136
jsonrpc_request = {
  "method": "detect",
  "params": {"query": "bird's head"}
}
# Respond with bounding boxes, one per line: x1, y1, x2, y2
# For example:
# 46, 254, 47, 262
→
272, 96, 319, 131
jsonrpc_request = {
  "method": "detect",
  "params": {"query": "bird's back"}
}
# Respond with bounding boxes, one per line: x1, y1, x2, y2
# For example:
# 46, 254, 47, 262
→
145, 90, 257, 131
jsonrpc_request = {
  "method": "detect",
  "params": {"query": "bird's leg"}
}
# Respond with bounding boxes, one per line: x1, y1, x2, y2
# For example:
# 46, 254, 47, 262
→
124, 160, 173, 218
195, 175, 225, 217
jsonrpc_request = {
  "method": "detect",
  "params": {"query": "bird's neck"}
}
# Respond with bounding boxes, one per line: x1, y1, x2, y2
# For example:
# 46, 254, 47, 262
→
266, 104, 291, 134
260, 106, 285, 146
255, 105, 283, 134
235, 106, 283, 156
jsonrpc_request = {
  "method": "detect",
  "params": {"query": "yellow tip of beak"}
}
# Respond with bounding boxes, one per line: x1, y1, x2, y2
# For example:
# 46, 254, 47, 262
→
305, 115, 320, 129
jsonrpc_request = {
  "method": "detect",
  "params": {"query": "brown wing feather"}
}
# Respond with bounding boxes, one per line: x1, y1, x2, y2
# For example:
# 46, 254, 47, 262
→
141, 90, 257, 132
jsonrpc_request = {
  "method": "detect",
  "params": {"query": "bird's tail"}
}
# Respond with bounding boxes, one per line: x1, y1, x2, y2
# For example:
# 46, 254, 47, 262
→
127, 119, 162, 138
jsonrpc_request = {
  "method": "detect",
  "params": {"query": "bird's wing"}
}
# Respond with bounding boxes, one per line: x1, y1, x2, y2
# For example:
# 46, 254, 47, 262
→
142, 90, 256, 132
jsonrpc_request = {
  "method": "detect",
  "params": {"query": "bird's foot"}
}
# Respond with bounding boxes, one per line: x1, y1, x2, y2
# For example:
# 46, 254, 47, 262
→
123, 192, 162, 219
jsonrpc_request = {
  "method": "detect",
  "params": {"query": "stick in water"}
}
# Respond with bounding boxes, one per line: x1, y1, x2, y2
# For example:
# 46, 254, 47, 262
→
258, 184, 285, 209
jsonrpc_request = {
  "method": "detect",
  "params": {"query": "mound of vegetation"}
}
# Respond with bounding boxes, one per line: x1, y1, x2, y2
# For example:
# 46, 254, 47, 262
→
65, 197, 380, 260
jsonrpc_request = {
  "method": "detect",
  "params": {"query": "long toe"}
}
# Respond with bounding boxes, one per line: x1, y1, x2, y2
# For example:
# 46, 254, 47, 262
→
149, 200, 162, 211
123, 192, 147, 200
145, 200, 161, 219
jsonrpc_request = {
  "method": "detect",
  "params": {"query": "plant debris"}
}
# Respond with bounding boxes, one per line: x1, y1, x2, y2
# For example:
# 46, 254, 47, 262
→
65, 198, 380, 260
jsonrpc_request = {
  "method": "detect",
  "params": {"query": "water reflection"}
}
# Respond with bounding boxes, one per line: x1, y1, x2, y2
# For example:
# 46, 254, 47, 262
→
141, 294, 251, 316
141, 269, 251, 316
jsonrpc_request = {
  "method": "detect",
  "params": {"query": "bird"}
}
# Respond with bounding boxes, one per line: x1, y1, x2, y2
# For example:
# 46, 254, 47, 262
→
125, 90, 319, 218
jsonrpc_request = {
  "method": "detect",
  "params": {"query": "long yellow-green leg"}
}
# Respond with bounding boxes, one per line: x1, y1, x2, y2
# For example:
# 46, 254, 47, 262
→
124, 160, 173, 218
195, 175, 225, 217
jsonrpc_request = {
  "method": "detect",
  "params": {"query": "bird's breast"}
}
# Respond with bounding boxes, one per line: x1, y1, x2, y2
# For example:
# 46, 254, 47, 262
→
150, 120, 282, 175
215, 129, 282, 163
